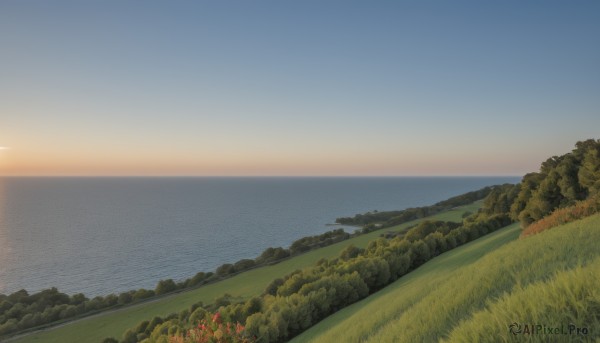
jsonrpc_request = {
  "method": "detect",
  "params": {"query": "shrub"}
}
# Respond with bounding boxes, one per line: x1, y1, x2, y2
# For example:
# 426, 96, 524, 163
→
132, 289, 155, 301
233, 259, 256, 273
264, 278, 284, 296
156, 279, 178, 295
339, 244, 363, 261
118, 292, 133, 305
216, 264, 235, 277
521, 195, 600, 237
170, 312, 254, 343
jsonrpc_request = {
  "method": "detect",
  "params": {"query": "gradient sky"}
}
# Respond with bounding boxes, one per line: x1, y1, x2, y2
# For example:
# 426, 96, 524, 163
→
1, 1, 599, 176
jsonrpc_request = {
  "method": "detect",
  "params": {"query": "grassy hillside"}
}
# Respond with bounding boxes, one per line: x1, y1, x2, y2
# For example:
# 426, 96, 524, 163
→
11, 202, 480, 343
293, 214, 600, 343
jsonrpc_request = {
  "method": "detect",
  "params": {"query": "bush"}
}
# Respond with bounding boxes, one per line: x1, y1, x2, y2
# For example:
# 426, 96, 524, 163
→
521, 195, 600, 237
216, 264, 235, 277
410, 240, 431, 269
339, 244, 363, 261
264, 278, 284, 296
132, 289, 155, 301
170, 311, 253, 343
155, 279, 177, 295
233, 259, 256, 273
187, 272, 207, 287
118, 292, 133, 305
121, 329, 137, 343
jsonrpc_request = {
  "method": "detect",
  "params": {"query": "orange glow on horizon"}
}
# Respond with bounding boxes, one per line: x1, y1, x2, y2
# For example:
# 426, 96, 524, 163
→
0, 146, 529, 177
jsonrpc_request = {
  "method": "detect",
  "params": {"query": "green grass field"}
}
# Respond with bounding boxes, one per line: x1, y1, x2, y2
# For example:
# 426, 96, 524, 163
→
11, 202, 481, 343
293, 213, 600, 343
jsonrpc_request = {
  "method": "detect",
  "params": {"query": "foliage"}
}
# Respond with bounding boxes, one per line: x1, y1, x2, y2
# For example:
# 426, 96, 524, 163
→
511, 139, 600, 226
480, 183, 520, 216
156, 280, 178, 295
520, 195, 600, 237
289, 229, 350, 255
169, 312, 254, 343
335, 185, 496, 226
0, 288, 88, 336
403, 220, 460, 242
254, 248, 290, 265
578, 143, 600, 195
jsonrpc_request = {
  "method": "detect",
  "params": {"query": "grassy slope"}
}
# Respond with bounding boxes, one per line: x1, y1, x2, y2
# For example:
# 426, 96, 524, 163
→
12, 202, 480, 343
294, 213, 600, 343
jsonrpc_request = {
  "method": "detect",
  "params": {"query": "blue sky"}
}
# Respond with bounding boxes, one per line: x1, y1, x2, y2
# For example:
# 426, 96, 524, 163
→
1, 1, 599, 176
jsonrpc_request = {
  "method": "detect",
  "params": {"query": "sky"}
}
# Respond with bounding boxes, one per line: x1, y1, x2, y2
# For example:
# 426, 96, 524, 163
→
0, 1, 599, 176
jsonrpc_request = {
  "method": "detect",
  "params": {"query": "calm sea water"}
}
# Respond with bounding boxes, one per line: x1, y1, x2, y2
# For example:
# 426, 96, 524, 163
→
0, 177, 519, 296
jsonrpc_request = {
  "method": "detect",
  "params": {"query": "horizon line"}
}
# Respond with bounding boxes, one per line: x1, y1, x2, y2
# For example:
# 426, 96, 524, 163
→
0, 174, 524, 178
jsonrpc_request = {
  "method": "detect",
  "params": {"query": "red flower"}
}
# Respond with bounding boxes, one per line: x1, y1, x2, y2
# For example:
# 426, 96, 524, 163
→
212, 312, 221, 324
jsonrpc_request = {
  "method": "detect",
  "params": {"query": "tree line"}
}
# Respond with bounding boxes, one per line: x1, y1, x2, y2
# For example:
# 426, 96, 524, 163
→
114, 213, 512, 342
335, 186, 496, 227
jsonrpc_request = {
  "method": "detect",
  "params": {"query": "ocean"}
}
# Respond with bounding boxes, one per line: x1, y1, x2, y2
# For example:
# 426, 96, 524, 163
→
0, 176, 519, 296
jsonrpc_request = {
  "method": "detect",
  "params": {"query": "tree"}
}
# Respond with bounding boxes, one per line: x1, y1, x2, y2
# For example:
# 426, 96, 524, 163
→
242, 297, 262, 317
290, 240, 310, 255
216, 263, 235, 276
556, 155, 585, 203
510, 172, 543, 221
189, 307, 207, 325
118, 292, 133, 305
272, 247, 290, 260
579, 146, 600, 195
104, 294, 118, 307
0, 320, 18, 336
385, 251, 411, 279
0, 300, 12, 314
255, 247, 289, 264
17, 313, 35, 330
277, 273, 320, 297
121, 329, 137, 343
519, 171, 563, 225
70, 293, 87, 305
410, 240, 431, 268
233, 259, 256, 272
264, 278, 284, 296
58, 305, 78, 319
339, 244, 363, 260
155, 279, 177, 295
145, 316, 164, 335
482, 184, 519, 215
132, 289, 154, 301
426, 232, 447, 255
187, 272, 206, 287
6, 303, 25, 320
8, 289, 29, 301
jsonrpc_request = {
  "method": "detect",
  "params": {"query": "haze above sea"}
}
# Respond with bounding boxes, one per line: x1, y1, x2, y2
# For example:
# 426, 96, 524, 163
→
0, 177, 519, 296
